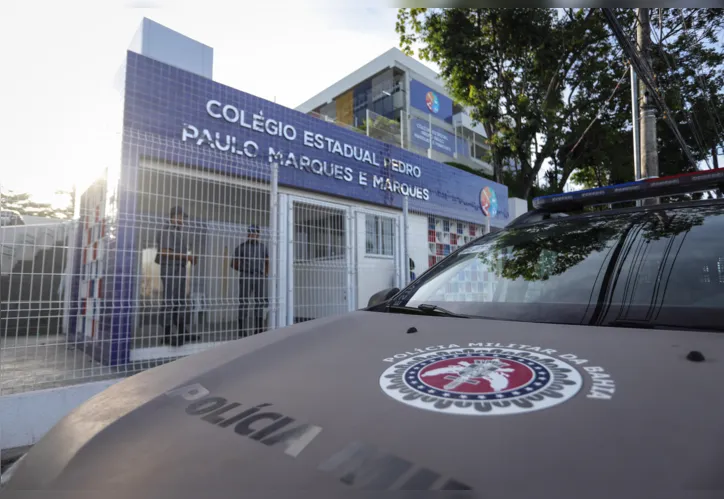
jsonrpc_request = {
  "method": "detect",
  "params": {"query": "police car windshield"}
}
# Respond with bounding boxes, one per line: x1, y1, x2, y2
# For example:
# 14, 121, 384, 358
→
399, 204, 724, 332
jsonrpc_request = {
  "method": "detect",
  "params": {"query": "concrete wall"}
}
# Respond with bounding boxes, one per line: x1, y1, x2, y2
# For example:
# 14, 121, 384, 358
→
507, 197, 529, 224
132, 18, 213, 79
0, 380, 121, 452
0, 223, 72, 337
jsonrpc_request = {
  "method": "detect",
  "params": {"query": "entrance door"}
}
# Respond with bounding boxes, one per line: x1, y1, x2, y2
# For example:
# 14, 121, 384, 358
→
355, 209, 401, 309
287, 197, 352, 324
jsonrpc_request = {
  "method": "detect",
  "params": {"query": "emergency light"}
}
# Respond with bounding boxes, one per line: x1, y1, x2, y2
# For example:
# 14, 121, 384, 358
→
532, 168, 724, 211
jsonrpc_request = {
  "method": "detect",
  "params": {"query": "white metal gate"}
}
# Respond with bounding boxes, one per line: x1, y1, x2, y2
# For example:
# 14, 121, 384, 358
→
284, 196, 353, 324
354, 208, 402, 309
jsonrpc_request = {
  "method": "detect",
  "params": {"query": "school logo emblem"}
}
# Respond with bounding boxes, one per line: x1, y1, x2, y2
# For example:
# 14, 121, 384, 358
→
480, 186, 498, 217
380, 347, 583, 416
425, 91, 440, 113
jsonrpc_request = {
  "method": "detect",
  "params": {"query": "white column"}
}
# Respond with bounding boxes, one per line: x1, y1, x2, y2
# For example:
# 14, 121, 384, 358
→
402, 197, 410, 287
269, 163, 279, 330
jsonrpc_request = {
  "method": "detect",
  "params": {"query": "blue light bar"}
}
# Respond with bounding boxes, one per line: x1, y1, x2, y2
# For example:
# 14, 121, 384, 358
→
533, 168, 724, 210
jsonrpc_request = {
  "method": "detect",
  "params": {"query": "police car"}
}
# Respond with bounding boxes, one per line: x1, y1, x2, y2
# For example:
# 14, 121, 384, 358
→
3, 169, 724, 497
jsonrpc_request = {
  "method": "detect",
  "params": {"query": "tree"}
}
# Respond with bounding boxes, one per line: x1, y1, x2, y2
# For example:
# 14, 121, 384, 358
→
1, 191, 56, 218
397, 8, 724, 199
54, 187, 77, 220
397, 8, 629, 201
650, 8, 724, 174
563, 9, 724, 189
0, 187, 76, 220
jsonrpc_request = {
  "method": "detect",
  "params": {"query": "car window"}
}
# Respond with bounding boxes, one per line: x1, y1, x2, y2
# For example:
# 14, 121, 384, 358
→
397, 205, 724, 331
599, 206, 724, 327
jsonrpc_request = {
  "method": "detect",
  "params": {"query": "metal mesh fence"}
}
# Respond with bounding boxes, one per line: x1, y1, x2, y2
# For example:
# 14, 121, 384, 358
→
290, 201, 351, 323
0, 221, 120, 395
0, 54, 504, 396
0, 120, 285, 394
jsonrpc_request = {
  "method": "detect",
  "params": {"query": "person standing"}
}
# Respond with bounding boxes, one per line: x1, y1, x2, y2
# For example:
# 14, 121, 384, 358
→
231, 225, 268, 337
156, 206, 198, 347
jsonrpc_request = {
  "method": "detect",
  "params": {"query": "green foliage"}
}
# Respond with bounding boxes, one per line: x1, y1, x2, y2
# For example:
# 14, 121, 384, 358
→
1, 188, 75, 220
649, 8, 724, 174
356, 114, 400, 134
397, 8, 724, 198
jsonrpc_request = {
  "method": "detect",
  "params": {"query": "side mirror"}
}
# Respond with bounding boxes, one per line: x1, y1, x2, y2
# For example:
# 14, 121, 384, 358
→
367, 287, 400, 308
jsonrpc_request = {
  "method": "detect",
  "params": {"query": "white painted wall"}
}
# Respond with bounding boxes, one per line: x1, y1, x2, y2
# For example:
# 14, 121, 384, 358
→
0, 380, 120, 452
507, 197, 529, 224
355, 209, 400, 309
0, 223, 69, 275
133, 18, 213, 79
407, 214, 431, 279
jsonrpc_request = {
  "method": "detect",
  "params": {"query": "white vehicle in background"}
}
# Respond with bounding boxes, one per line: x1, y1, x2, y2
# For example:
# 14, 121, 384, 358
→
0, 210, 25, 227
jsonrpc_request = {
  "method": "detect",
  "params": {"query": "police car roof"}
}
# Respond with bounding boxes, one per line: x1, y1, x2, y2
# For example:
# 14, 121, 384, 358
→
509, 168, 724, 228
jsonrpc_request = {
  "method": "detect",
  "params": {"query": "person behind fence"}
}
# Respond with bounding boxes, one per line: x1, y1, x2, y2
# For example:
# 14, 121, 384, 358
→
156, 206, 198, 347
231, 225, 269, 337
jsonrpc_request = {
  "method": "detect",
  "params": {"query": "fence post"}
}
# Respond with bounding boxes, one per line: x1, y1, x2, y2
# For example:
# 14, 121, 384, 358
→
403, 197, 410, 287
269, 162, 279, 331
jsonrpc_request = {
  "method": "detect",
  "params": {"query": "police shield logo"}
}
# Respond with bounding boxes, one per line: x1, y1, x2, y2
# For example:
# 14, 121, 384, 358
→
380, 347, 583, 416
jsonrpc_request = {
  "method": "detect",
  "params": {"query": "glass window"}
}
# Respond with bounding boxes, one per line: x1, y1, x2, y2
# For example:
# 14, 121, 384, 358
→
366, 214, 395, 257
295, 212, 346, 262
394, 205, 724, 331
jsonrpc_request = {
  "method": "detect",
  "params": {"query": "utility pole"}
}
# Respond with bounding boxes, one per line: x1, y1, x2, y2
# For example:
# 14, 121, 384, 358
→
637, 8, 659, 203
630, 68, 641, 181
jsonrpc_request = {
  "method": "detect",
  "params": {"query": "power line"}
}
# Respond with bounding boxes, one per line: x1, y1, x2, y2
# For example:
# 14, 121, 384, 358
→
566, 11, 637, 157
650, 24, 712, 169
569, 65, 630, 157
676, 8, 724, 144
602, 8, 699, 169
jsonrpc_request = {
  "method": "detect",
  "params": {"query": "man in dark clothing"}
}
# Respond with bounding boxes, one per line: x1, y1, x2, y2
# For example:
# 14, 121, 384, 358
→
156, 206, 199, 347
231, 225, 269, 337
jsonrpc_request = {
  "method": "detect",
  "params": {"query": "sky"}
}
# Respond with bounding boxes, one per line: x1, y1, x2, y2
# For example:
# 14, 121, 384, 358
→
1, 0, 435, 208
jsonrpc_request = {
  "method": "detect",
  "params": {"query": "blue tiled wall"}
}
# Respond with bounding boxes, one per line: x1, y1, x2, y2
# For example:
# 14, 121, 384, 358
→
95, 50, 511, 366
121, 50, 509, 224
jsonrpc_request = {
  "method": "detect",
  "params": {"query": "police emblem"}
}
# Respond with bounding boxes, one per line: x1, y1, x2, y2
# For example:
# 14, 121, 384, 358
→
380, 347, 583, 416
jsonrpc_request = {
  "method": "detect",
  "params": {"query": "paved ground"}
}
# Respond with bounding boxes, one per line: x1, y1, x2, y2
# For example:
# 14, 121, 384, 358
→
0, 335, 132, 396
0, 326, 266, 395
0, 307, 276, 396
133, 320, 250, 348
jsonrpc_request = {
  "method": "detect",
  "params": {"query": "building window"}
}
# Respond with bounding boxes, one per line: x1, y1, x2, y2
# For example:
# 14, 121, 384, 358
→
365, 214, 395, 257
294, 212, 346, 262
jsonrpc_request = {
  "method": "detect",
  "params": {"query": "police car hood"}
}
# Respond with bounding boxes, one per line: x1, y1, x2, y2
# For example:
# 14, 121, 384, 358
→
5, 311, 723, 498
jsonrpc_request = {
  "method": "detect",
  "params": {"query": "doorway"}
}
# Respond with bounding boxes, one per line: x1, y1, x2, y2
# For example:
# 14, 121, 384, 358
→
355, 209, 401, 308
286, 197, 353, 324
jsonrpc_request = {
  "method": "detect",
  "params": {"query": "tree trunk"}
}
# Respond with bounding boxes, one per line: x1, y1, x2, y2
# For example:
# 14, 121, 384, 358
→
521, 174, 535, 205
713, 145, 719, 170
